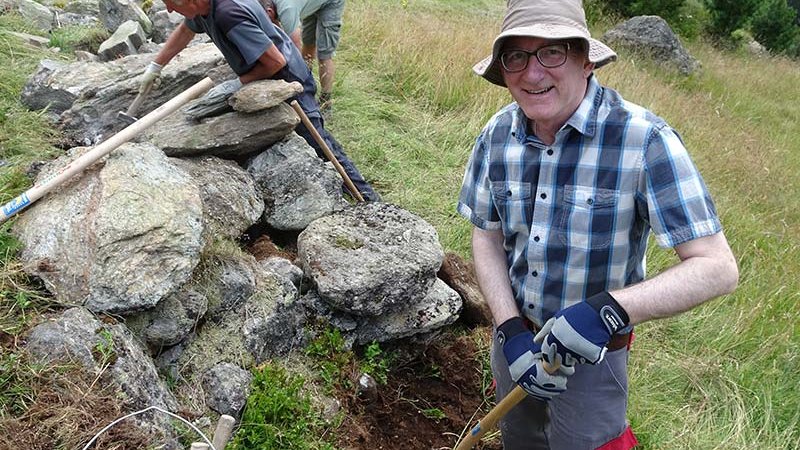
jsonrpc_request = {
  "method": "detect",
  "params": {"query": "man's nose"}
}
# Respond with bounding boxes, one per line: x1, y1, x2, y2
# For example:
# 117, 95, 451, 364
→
521, 55, 547, 80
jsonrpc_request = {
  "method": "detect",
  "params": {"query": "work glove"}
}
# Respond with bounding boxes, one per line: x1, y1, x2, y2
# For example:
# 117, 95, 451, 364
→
184, 78, 243, 120
497, 317, 572, 402
535, 291, 630, 366
139, 61, 162, 93
205, 78, 243, 102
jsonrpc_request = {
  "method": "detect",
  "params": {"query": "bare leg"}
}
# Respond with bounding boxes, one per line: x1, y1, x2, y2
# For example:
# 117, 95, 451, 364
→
319, 57, 335, 96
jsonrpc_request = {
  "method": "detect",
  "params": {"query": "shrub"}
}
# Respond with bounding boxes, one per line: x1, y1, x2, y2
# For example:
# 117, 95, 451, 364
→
705, 0, 759, 37
750, 0, 800, 54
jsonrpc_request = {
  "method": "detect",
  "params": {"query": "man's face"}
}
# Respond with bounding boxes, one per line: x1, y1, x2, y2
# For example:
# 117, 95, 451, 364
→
501, 36, 594, 134
165, 0, 207, 19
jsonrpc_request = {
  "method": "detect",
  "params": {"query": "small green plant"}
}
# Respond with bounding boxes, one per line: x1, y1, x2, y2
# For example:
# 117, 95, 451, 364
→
92, 328, 117, 367
0, 352, 36, 417
305, 326, 354, 392
228, 363, 335, 450
359, 341, 394, 385
421, 407, 446, 421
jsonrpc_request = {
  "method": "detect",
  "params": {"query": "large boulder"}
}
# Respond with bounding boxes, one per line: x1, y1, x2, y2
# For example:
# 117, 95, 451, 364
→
298, 202, 445, 316
247, 132, 346, 230
170, 155, 264, 240
21, 43, 234, 144
98, 0, 152, 35
602, 15, 700, 75
139, 102, 299, 158
13, 143, 204, 315
26, 307, 179, 412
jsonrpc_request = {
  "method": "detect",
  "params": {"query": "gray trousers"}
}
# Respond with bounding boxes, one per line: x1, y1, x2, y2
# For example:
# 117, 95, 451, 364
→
491, 332, 630, 450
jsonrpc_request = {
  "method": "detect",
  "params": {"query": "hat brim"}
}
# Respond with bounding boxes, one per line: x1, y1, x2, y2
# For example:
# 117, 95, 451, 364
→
473, 25, 617, 87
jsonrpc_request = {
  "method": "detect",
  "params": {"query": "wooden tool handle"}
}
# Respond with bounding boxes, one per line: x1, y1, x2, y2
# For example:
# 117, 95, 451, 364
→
126, 81, 153, 117
454, 360, 560, 450
211, 414, 235, 450
289, 100, 365, 202
0, 77, 215, 224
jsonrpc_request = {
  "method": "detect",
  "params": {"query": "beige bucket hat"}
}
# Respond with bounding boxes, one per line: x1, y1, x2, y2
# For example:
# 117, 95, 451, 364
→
474, 0, 617, 87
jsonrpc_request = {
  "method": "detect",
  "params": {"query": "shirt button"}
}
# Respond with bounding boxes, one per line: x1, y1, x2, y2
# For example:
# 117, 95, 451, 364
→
507, 190, 513, 196
540, 193, 547, 200
533, 236, 540, 242
527, 304, 535, 309
547, 149, 554, 156
587, 198, 594, 205
531, 270, 538, 277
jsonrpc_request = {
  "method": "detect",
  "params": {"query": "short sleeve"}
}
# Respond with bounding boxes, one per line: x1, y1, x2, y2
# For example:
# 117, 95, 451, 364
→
642, 126, 722, 247
457, 130, 502, 230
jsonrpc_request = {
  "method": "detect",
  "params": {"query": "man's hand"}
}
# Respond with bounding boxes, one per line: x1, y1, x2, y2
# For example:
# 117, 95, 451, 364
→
184, 78, 244, 121
205, 78, 243, 101
139, 62, 162, 93
535, 291, 630, 365
498, 317, 572, 401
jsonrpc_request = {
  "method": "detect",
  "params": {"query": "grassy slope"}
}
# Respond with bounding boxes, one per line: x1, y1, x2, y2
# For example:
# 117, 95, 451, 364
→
329, 1, 799, 448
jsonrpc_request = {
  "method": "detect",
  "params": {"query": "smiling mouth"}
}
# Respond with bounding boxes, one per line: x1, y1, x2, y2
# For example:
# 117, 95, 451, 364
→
524, 86, 554, 95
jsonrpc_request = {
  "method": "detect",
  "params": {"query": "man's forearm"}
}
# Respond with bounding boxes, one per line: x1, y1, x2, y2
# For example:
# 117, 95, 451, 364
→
472, 227, 519, 326
612, 232, 739, 324
239, 44, 287, 84
155, 22, 195, 66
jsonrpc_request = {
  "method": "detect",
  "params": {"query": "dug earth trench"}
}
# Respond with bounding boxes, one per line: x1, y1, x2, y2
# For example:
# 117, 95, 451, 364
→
335, 330, 502, 450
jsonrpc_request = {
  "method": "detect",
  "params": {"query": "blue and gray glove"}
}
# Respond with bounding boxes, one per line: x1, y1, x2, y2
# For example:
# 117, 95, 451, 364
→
497, 317, 572, 401
535, 291, 630, 366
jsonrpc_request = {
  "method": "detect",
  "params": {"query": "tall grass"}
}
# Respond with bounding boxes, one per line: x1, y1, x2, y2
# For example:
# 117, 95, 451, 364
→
331, 1, 799, 448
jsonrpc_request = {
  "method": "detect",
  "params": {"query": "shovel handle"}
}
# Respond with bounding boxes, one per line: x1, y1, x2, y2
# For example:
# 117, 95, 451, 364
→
454, 360, 560, 450
289, 100, 365, 202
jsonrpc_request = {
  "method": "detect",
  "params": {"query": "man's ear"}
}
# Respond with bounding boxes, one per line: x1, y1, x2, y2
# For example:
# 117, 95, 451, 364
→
266, 6, 277, 23
584, 60, 596, 78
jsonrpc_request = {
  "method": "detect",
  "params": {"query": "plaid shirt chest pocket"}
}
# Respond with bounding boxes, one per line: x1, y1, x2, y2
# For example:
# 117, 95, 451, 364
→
490, 181, 533, 236
556, 185, 620, 250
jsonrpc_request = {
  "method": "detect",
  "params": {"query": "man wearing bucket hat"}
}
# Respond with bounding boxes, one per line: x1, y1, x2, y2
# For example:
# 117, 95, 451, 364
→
458, 0, 738, 448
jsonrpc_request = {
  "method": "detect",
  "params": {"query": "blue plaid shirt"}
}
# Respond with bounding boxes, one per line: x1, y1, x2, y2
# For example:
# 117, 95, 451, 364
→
458, 75, 722, 327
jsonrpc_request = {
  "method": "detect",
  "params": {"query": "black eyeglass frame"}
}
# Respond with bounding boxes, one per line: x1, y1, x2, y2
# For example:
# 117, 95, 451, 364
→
499, 42, 572, 71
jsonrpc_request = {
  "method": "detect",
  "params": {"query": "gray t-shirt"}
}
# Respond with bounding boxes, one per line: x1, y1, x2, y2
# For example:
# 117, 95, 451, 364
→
185, 0, 320, 117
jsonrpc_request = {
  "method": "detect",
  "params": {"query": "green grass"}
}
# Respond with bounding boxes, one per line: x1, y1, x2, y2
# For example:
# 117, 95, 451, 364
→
227, 363, 336, 450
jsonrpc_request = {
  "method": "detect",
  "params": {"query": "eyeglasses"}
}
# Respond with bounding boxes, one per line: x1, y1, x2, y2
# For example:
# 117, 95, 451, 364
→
500, 43, 571, 71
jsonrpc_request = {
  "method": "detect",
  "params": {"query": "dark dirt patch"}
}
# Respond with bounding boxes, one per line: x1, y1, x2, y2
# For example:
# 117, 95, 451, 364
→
335, 329, 502, 450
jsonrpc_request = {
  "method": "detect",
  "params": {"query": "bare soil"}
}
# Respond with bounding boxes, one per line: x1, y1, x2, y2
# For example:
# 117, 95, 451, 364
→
334, 330, 502, 450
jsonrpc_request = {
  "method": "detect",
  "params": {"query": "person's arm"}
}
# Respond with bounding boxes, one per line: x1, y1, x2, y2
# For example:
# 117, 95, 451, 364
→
535, 231, 738, 366
612, 231, 738, 324
238, 42, 287, 84
472, 227, 520, 326
289, 28, 302, 51
154, 22, 196, 66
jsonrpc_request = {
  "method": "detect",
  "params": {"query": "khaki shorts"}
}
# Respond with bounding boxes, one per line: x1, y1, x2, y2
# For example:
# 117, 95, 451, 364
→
301, 0, 344, 59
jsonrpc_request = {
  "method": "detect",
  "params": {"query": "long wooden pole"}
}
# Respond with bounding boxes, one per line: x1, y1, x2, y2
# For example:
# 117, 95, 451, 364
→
0, 77, 215, 224
289, 100, 364, 202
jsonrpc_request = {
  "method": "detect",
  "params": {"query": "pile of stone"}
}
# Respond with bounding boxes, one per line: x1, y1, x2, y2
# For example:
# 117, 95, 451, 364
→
13, 22, 470, 447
